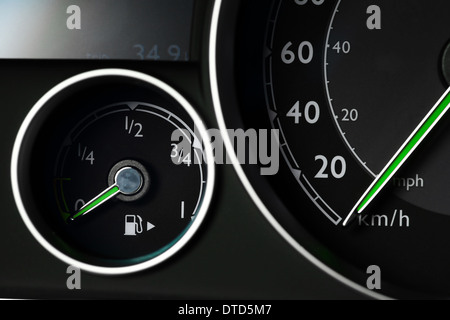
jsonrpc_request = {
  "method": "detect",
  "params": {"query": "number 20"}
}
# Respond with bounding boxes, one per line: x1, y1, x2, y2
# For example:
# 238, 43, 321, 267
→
315, 155, 346, 179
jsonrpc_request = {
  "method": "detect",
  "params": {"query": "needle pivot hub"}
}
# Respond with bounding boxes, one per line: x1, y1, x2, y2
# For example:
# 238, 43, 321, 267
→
108, 160, 150, 202
115, 167, 143, 195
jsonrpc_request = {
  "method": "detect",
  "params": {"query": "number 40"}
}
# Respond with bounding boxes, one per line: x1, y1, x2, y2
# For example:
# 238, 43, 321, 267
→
286, 101, 320, 124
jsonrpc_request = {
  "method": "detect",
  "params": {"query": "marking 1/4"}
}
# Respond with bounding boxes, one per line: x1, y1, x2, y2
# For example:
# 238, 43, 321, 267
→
78, 144, 95, 165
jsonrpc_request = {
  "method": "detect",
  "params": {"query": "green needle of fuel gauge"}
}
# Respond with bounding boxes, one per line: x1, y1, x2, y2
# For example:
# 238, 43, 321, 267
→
70, 184, 120, 220
343, 86, 450, 226
70, 166, 143, 221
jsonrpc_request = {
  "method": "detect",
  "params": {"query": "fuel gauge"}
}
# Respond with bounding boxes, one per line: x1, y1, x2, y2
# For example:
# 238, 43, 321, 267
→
11, 69, 214, 275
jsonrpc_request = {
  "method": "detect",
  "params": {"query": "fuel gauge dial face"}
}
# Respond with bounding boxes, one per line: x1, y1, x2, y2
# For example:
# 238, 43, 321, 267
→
11, 69, 214, 274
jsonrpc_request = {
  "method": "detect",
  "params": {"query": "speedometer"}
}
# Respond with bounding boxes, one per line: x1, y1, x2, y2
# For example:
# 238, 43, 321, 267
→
212, 0, 450, 298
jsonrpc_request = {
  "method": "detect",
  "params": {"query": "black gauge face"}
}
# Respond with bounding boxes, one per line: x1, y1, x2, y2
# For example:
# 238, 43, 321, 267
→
266, 0, 450, 298
54, 103, 204, 261
216, 0, 450, 298
12, 69, 214, 274
325, 0, 450, 215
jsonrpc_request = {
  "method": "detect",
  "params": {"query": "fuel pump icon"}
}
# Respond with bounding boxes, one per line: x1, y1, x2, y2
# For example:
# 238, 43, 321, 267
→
124, 215, 143, 236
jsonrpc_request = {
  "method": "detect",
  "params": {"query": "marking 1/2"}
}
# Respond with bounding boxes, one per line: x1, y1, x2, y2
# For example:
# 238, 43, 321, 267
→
125, 116, 143, 138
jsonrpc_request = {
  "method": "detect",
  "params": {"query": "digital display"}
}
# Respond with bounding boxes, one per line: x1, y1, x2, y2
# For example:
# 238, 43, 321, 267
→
0, 0, 194, 61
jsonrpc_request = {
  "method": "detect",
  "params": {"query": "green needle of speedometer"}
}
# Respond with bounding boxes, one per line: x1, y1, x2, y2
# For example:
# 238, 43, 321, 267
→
343, 86, 450, 226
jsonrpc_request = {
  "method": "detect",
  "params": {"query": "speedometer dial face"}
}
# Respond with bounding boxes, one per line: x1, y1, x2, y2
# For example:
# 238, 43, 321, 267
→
215, 0, 450, 298
266, 0, 450, 298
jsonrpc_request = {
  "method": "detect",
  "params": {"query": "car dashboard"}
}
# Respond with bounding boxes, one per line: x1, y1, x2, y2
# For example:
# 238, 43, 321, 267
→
3, 0, 449, 300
